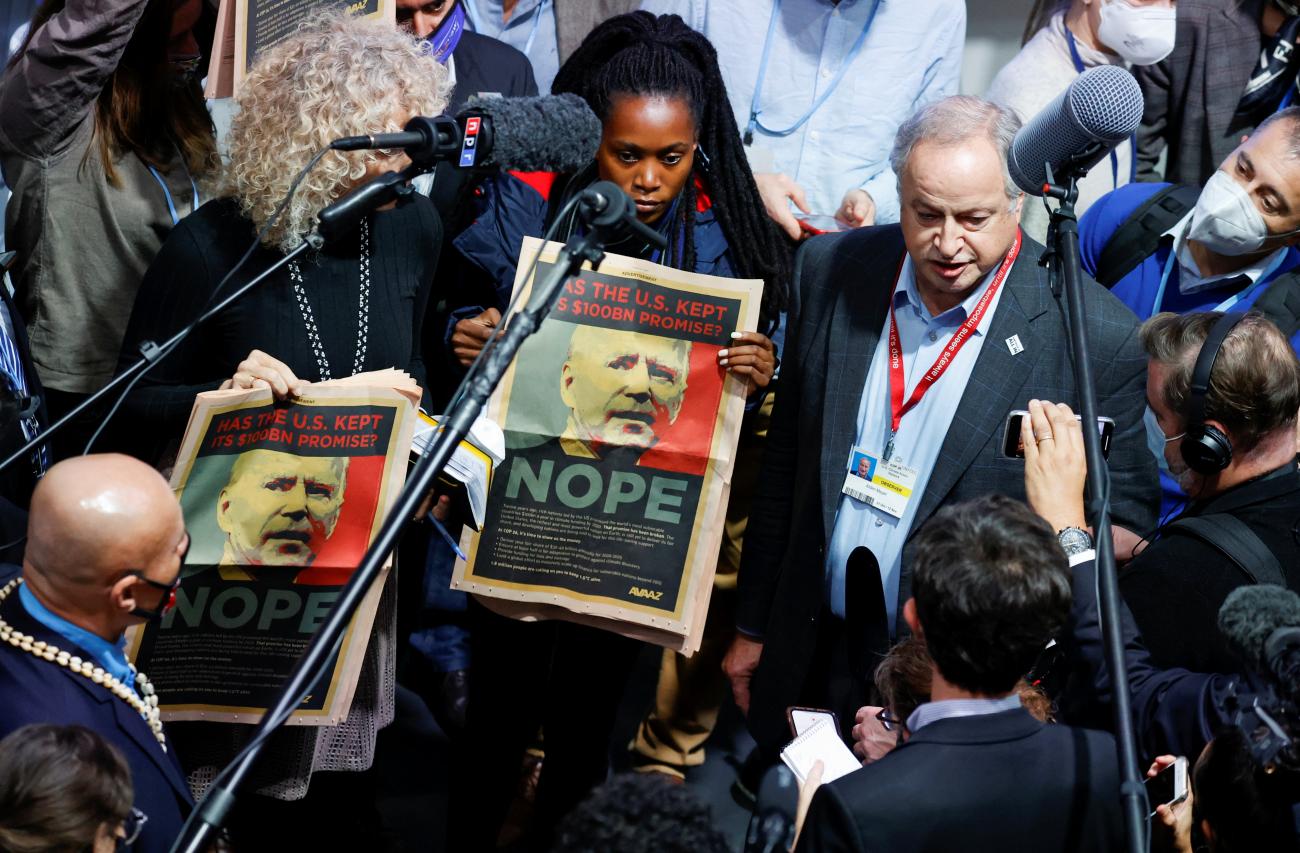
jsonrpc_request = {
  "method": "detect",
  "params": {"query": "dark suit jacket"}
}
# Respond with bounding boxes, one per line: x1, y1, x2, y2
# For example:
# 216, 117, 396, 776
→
738, 225, 1158, 752
0, 570, 192, 853
1134, 0, 1264, 185
425, 30, 538, 408
1121, 464, 1300, 674
447, 29, 537, 113
795, 709, 1123, 853
1064, 555, 1234, 763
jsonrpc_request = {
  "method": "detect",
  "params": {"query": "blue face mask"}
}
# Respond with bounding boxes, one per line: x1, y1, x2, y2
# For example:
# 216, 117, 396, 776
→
424, 2, 466, 64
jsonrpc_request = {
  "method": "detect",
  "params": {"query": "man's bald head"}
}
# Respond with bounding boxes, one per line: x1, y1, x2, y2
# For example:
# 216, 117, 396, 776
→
25, 454, 182, 588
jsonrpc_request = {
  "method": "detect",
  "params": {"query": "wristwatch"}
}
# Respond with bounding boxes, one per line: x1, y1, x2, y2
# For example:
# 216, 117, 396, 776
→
1056, 526, 1093, 557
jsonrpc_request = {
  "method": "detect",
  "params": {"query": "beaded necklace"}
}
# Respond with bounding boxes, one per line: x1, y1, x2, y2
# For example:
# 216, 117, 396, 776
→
288, 217, 371, 381
0, 578, 166, 751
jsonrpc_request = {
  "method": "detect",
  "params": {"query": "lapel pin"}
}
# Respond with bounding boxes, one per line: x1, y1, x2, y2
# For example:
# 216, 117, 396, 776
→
1005, 334, 1024, 356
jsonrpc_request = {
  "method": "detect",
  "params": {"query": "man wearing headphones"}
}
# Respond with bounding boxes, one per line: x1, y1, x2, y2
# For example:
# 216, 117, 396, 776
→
1118, 311, 1300, 675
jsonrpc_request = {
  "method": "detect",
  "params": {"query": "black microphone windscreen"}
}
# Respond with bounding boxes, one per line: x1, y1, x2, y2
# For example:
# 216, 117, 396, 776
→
463, 93, 600, 173
845, 546, 888, 667
1218, 584, 1300, 672
1007, 65, 1144, 197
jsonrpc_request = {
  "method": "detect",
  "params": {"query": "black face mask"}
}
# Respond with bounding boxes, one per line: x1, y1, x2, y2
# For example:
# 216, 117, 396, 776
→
128, 571, 180, 622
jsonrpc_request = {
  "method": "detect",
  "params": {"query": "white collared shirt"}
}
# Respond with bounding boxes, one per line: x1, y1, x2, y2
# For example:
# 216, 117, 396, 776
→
1163, 211, 1289, 296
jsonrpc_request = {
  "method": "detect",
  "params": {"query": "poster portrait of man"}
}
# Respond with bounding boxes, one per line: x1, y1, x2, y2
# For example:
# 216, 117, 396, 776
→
216, 449, 350, 568
558, 325, 692, 461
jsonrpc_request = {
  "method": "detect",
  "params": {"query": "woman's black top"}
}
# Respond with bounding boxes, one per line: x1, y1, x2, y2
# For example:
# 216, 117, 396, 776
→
118, 194, 440, 458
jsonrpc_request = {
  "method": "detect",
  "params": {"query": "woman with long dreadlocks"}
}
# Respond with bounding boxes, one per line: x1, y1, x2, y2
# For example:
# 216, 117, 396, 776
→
445, 11, 791, 849
447, 11, 789, 388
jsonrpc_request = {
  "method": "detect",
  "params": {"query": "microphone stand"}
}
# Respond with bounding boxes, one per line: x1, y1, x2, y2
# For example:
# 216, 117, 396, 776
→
0, 234, 322, 473
170, 228, 609, 853
0, 164, 430, 476
1040, 164, 1148, 853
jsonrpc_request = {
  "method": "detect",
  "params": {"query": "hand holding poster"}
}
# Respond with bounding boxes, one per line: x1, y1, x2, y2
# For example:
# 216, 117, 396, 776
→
126, 373, 417, 725
453, 237, 762, 654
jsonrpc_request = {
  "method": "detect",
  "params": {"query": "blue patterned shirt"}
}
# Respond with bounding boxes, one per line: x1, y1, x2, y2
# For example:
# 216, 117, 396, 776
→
639, 0, 965, 222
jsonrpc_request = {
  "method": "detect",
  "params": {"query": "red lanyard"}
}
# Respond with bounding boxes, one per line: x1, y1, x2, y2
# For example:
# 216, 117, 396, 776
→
887, 232, 1021, 438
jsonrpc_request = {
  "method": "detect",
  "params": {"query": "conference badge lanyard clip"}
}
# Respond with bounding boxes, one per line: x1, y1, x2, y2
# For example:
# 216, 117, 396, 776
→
841, 232, 1021, 518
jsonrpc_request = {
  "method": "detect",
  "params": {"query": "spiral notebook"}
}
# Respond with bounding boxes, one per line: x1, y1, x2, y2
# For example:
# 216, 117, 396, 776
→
780, 718, 863, 785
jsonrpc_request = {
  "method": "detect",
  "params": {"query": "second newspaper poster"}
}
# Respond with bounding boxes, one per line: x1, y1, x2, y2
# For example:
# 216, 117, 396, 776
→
454, 237, 761, 654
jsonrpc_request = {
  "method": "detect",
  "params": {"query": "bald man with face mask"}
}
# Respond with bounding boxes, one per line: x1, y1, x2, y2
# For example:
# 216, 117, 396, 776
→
0, 454, 193, 853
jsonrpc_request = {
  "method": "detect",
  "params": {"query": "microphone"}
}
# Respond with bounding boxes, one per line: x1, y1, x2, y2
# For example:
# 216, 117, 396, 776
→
1007, 65, 1144, 196
329, 93, 600, 174
1219, 585, 1300, 697
575, 181, 668, 250
316, 169, 415, 242
844, 546, 888, 683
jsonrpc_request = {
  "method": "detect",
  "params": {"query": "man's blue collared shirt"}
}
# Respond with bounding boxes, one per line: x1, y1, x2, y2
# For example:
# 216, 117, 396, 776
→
462, 0, 554, 92
638, 0, 965, 222
19, 583, 137, 695
906, 693, 1023, 733
824, 255, 1009, 630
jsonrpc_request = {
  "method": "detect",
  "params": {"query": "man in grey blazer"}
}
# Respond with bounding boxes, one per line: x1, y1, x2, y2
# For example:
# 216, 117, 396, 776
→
723, 96, 1160, 756
1135, 0, 1282, 185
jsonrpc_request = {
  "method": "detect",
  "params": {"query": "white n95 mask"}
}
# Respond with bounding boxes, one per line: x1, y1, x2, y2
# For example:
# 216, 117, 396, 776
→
1188, 170, 1272, 256
1097, 0, 1176, 66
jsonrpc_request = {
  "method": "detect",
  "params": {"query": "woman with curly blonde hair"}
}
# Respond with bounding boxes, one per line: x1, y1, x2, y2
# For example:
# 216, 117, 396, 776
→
112, 15, 449, 843
119, 12, 451, 462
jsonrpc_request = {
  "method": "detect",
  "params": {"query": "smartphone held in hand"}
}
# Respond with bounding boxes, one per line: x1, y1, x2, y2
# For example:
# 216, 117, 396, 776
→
1145, 756, 1189, 817
1002, 410, 1115, 460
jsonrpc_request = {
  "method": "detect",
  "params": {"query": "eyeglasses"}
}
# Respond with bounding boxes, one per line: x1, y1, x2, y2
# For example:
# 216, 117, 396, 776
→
120, 808, 148, 846
875, 707, 902, 730
876, 707, 907, 746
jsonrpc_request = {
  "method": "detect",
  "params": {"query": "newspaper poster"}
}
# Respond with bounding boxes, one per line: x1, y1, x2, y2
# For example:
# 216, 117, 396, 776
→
205, 0, 395, 98
453, 237, 762, 654
126, 381, 416, 724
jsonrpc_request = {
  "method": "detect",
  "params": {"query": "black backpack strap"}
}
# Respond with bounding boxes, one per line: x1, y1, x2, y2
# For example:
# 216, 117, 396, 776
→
1095, 184, 1200, 287
1163, 513, 1287, 586
1250, 267, 1300, 339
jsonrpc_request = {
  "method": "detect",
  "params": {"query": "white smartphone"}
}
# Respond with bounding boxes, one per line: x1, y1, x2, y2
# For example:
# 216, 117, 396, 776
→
1145, 756, 1189, 817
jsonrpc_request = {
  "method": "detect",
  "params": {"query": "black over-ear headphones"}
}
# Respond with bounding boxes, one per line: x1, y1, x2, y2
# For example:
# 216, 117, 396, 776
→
1180, 312, 1246, 474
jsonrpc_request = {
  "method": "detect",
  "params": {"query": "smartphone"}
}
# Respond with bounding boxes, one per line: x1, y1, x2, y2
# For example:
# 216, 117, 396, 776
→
1002, 410, 1114, 460
795, 214, 848, 236
787, 706, 839, 737
1144, 756, 1189, 817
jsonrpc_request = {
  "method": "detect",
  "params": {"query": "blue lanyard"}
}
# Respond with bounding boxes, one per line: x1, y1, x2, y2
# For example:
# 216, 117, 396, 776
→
744, 0, 881, 145
1065, 27, 1135, 188
1152, 241, 1289, 315
462, 0, 551, 57
146, 162, 199, 227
